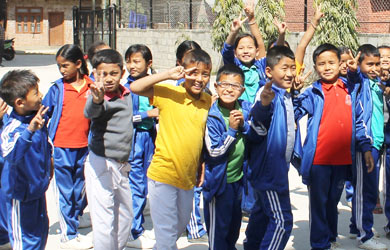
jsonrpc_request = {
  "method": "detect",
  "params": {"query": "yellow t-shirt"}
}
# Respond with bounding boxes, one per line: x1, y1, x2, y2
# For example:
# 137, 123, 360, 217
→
148, 84, 211, 190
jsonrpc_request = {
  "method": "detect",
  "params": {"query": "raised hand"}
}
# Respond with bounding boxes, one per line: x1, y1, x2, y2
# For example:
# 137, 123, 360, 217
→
229, 110, 244, 130
244, 0, 255, 21
260, 81, 275, 106
294, 69, 312, 91
231, 13, 248, 33
168, 66, 186, 80
91, 69, 105, 104
27, 105, 49, 132
346, 50, 361, 72
0, 98, 8, 120
274, 18, 287, 35
313, 4, 324, 22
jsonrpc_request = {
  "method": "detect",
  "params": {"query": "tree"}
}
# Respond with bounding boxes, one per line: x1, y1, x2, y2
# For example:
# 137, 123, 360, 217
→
211, 0, 285, 51
311, 0, 359, 51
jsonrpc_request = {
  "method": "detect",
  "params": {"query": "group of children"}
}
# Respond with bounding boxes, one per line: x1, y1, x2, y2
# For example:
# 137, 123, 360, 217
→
1, 2, 390, 250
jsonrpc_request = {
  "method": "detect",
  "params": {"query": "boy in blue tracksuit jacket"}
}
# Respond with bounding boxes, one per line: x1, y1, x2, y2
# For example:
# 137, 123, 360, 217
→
0, 70, 52, 250
348, 44, 387, 249
203, 64, 258, 250
244, 46, 297, 250
293, 44, 375, 250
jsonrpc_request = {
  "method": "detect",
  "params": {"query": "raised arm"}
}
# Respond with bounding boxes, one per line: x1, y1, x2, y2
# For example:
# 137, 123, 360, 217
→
274, 18, 287, 47
244, 0, 266, 58
295, 5, 324, 66
130, 66, 187, 98
226, 14, 247, 46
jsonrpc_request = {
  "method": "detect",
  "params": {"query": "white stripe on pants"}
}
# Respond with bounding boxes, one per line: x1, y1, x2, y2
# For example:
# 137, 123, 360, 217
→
148, 179, 194, 250
84, 151, 133, 250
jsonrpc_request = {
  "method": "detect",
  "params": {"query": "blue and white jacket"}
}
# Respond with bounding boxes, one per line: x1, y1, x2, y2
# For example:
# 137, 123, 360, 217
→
293, 72, 372, 185
42, 76, 92, 141
247, 85, 295, 192
124, 76, 156, 127
221, 42, 267, 82
1, 111, 52, 201
203, 100, 258, 202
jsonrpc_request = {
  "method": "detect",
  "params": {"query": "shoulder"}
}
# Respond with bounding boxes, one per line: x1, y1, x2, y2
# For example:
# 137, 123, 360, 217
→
154, 83, 183, 95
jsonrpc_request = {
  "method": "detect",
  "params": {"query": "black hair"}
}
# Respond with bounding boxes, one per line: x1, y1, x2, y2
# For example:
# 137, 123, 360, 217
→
92, 49, 124, 69
266, 46, 295, 69
182, 49, 212, 69
378, 45, 390, 51
125, 44, 153, 63
357, 44, 380, 63
176, 40, 201, 65
56, 44, 89, 76
266, 38, 291, 51
87, 41, 109, 64
0, 70, 39, 107
234, 33, 258, 50
312, 43, 340, 64
216, 64, 245, 84
339, 46, 352, 56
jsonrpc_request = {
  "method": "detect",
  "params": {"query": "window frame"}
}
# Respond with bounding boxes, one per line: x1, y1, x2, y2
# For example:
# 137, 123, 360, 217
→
15, 7, 43, 34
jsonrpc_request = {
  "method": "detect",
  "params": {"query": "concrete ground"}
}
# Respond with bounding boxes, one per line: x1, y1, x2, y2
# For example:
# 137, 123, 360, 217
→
1, 54, 390, 249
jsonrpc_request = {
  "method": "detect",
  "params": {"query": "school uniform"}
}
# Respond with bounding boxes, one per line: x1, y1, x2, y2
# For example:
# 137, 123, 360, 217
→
1, 111, 52, 250
383, 79, 390, 233
124, 77, 156, 239
84, 85, 134, 250
294, 76, 371, 249
43, 76, 92, 242
203, 100, 256, 250
348, 70, 382, 243
0, 114, 9, 247
244, 84, 295, 250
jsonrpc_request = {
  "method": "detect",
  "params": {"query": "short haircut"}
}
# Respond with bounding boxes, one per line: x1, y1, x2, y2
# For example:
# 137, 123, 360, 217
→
176, 40, 201, 64
216, 64, 245, 84
87, 41, 109, 63
125, 44, 153, 62
266, 46, 295, 69
234, 33, 258, 49
92, 49, 124, 69
357, 44, 380, 63
312, 43, 340, 64
182, 49, 212, 69
339, 46, 353, 56
0, 70, 39, 107
378, 45, 390, 51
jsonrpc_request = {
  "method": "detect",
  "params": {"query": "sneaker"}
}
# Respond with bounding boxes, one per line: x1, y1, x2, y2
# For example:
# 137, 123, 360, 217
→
126, 235, 155, 249
78, 215, 92, 229
330, 241, 345, 250
143, 229, 155, 240
242, 211, 250, 223
350, 233, 358, 239
347, 201, 352, 208
60, 235, 93, 249
0, 242, 11, 250
358, 238, 387, 250
373, 203, 383, 214
187, 233, 208, 243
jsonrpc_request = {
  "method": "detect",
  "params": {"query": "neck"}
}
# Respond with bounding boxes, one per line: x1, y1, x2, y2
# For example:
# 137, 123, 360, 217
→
219, 100, 235, 110
65, 74, 83, 85
321, 78, 338, 85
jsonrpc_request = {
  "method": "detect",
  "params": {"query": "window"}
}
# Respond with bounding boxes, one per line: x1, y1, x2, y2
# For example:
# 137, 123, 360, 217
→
16, 7, 43, 33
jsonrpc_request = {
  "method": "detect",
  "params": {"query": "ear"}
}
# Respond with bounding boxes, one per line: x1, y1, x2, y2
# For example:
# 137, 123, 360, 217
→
255, 47, 259, 57
147, 60, 153, 69
214, 82, 218, 90
120, 69, 126, 79
76, 59, 82, 69
240, 86, 246, 96
265, 66, 273, 79
14, 97, 25, 109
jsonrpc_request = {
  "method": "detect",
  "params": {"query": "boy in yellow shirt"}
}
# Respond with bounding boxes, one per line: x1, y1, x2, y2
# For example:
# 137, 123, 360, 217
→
130, 49, 212, 249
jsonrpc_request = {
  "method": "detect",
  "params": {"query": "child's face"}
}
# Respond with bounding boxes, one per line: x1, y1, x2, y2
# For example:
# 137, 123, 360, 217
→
340, 53, 352, 77
234, 37, 258, 65
126, 52, 151, 79
214, 74, 244, 109
96, 63, 125, 93
379, 48, 390, 70
23, 85, 42, 113
265, 57, 296, 89
183, 62, 211, 99
359, 55, 381, 80
56, 56, 81, 81
314, 51, 340, 83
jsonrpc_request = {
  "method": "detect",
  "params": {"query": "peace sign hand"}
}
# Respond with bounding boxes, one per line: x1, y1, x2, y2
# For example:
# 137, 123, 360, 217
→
231, 13, 248, 33
294, 69, 312, 91
347, 50, 361, 72
91, 69, 105, 104
27, 105, 49, 132
244, 0, 255, 21
260, 81, 275, 107
273, 18, 287, 35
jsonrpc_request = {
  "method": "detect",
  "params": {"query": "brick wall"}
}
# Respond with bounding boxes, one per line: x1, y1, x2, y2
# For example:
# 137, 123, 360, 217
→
284, 0, 390, 33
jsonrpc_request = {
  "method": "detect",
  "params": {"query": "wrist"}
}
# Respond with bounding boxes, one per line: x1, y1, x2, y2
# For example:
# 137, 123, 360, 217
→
310, 21, 318, 30
248, 18, 256, 25
92, 98, 104, 105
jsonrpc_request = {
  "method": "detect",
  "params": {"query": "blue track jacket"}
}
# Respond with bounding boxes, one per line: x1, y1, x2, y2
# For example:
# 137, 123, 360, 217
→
203, 100, 259, 202
1, 111, 52, 201
247, 84, 294, 192
293, 72, 372, 185
221, 42, 267, 82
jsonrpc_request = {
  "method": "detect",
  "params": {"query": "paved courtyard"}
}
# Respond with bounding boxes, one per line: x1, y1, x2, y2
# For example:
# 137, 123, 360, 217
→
1, 54, 390, 249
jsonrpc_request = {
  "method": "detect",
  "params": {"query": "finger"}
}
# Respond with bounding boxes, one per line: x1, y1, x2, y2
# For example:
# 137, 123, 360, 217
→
354, 51, 361, 63
40, 106, 49, 117
264, 81, 273, 90
377, 82, 387, 91
373, 70, 381, 77
302, 70, 312, 81
240, 16, 248, 24
184, 66, 196, 74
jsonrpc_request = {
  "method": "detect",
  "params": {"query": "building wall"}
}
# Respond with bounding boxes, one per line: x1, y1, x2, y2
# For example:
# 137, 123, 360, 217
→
284, 0, 390, 33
